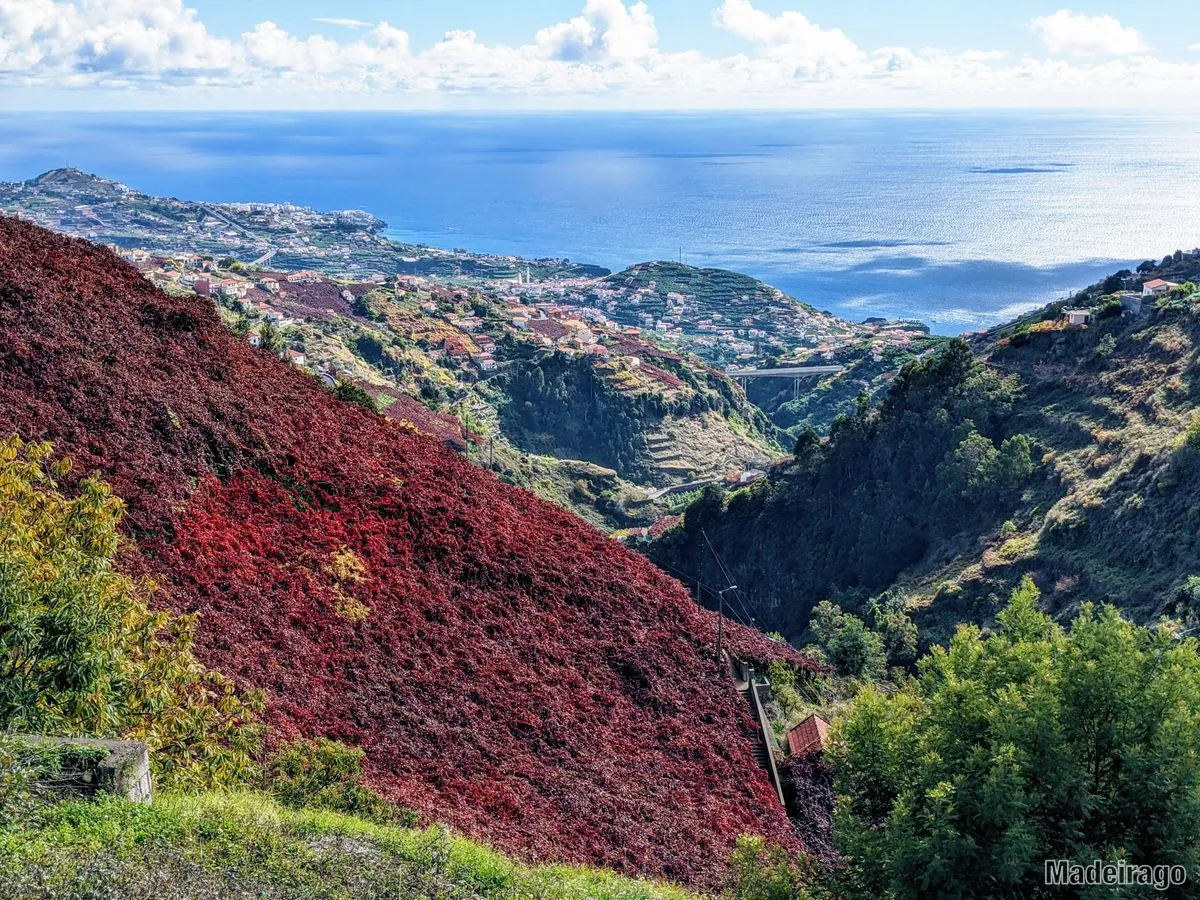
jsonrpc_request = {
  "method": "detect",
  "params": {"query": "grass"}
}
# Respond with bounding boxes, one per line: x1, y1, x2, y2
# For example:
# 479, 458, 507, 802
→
0, 791, 698, 900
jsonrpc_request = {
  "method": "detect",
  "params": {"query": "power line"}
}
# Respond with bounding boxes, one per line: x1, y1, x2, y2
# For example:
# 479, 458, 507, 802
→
653, 558, 755, 629
701, 528, 760, 629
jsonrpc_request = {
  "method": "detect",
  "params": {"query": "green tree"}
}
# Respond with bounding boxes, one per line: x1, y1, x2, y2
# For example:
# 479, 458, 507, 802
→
830, 576, 1200, 899
0, 436, 262, 789
331, 379, 380, 413
809, 601, 886, 681
793, 427, 820, 460
868, 593, 918, 667
258, 320, 283, 355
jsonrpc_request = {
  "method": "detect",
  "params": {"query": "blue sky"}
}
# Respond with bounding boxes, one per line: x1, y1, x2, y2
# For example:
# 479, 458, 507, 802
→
194, 0, 1200, 58
3, 1, 1199, 110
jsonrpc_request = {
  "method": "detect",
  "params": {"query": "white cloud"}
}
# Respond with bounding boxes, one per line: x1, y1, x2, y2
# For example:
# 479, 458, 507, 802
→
1190, 43, 1200, 51
0, 0, 1197, 109
534, 0, 657, 62
714, 0, 863, 73
1031, 9, 1145, 56
316, 17, 372, 30
313, 18, 373, 30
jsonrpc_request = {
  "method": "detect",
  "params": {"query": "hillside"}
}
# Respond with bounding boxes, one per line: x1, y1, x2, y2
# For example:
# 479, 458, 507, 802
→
0, 168, 607, 280
652, 254, 1200, 647
744, 328, 942, 438
207, 267, 784, 530
598, 261, 929, 373
0, 217, 812, 888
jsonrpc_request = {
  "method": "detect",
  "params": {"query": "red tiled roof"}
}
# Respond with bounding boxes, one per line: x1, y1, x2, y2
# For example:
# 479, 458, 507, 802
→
787, 714, 830, 756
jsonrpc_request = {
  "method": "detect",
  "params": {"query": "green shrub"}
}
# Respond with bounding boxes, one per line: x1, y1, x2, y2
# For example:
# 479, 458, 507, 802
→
727, 835, 816, 900
0, 436, 263, 790
263, 738, 417, 826
808, 601, 886, 681
330, 379, 380, 413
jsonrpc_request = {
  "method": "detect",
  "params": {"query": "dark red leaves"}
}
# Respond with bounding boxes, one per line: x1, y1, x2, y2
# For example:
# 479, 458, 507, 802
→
0, 217, 816, 888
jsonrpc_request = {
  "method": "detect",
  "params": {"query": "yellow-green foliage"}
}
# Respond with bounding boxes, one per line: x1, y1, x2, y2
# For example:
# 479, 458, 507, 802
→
0, 791, 698, 900
726, 835, 816, 900
263, 737, 416, 826
0, 435, 262, 790
326, 548, 371, 621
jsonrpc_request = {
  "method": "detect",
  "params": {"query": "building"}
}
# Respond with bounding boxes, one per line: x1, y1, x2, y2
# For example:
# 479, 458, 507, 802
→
787, 714, 831, 757
1143, 278, 1179, 297
286, 349, 307, 367
1117, 292, 1144, 316
1062, 308, 1092, 327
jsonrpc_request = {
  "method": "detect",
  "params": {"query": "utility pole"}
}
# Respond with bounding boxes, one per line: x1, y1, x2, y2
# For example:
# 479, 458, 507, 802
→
716, 584, 738, 674
716, 593, 724, 672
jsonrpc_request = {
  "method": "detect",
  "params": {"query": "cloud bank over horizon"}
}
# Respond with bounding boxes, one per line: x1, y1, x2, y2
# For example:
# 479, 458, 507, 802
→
0, 0, 1197, 109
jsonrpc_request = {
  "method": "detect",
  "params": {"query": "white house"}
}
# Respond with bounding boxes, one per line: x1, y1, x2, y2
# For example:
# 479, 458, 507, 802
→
1143, 278, 1179, 297
1063, 308, 1093, 326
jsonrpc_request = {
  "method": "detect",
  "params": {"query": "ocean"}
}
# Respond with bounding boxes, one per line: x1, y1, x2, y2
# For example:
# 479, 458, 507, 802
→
2, 111, 1198, 334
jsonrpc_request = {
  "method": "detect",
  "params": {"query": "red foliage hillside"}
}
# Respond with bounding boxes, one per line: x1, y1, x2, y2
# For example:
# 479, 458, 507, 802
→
0, 217, 814, 887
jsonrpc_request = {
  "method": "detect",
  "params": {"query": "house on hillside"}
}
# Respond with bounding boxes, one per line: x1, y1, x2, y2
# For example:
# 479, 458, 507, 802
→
286, 349, 307, 367
1062, 308, 1093, 327
1143, 278, 1179, 297
443, 338, 470, 360
787, 714, 831, 757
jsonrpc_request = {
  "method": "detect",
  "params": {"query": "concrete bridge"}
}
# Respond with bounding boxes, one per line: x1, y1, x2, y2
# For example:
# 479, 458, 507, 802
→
725, 365, 844, 397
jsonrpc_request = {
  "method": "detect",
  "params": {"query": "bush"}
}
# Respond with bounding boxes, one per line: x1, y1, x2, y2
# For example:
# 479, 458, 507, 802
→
727, 835, 816, 900
330, 379, 380, 412
808, 602, 886, 681
258, 319, 283, 354
0, 436, 262, 789
831, 577, 1200, 898
264, 738, 418, 826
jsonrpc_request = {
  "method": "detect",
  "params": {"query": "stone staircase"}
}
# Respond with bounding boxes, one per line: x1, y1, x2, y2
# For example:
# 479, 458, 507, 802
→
732, 660, 786, 807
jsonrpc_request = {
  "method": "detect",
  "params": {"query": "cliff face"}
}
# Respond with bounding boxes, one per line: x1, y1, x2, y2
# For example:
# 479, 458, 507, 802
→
0, 217, 810, 887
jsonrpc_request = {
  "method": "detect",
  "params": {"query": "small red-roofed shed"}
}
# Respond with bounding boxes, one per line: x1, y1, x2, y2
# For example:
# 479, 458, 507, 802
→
787, 714, 831, 757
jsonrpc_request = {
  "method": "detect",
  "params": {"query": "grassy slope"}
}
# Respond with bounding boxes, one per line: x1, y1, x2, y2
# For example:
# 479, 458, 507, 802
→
914, 309, 1200, 633
0, 792, 694, 900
